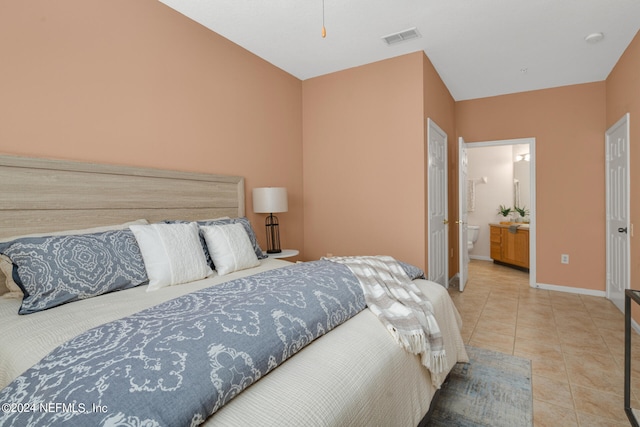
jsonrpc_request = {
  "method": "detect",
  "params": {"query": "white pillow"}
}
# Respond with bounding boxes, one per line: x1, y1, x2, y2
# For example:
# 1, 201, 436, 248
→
201, 223, 260, 275
130, 222, 213, 291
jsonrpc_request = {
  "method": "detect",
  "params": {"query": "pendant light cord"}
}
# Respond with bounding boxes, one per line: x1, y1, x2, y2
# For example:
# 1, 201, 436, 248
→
322, 0, 326, 38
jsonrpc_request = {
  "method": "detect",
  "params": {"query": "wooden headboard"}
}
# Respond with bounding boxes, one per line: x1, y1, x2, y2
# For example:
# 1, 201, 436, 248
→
0, 155, 245, 239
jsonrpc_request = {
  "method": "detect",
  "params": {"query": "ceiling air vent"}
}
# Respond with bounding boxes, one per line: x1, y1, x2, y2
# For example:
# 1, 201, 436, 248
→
382, 27, 421, 46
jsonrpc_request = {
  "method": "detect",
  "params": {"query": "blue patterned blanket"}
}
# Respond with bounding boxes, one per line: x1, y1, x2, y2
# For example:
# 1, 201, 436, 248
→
0, 260, 420, 426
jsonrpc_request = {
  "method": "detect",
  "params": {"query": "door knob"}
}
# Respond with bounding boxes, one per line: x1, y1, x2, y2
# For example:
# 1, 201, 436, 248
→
618, 227, 628, 233
443, 219, 449, 225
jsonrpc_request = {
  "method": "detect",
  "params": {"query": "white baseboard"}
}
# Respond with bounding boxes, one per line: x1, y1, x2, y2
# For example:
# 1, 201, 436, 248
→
532, 282, 606, 298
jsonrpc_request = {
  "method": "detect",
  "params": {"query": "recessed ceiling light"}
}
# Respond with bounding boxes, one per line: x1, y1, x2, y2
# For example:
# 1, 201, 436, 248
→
584, 32, 604, 44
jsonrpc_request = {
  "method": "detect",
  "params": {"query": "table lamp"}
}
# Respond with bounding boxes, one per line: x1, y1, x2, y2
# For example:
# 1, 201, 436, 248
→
252, 187, 288, 254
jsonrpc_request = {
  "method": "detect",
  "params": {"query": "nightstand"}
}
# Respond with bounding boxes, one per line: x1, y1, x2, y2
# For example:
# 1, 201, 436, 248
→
266, 249, 299, 259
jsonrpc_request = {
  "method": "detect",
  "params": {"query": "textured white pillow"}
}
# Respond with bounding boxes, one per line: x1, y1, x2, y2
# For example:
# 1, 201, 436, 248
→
201, 223, 260, 275
130, 222, 213, 291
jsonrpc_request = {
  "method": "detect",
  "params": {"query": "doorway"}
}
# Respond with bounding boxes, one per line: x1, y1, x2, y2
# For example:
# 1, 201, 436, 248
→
460, 138, 536, 287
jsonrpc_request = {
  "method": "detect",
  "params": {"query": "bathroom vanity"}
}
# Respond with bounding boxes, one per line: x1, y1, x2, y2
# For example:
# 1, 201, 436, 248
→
490, 223, 529, 271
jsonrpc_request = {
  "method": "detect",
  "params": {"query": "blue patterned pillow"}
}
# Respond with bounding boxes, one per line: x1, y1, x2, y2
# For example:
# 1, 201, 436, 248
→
163, 217, 267, 269
398, 261, 426, 281
0, 229, 149, 314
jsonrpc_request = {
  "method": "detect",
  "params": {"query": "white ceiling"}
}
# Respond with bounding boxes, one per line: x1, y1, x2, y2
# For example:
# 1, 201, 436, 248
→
158, 0, 640, 101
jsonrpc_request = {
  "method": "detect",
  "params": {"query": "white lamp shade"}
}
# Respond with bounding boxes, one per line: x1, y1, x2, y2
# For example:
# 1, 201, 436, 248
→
253, 187, 288, 213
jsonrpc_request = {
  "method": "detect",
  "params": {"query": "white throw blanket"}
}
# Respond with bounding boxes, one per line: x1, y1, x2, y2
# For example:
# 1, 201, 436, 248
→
325, 255, 447, 376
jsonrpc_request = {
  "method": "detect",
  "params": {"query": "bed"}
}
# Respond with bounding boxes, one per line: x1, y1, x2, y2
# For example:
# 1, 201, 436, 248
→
0, 155, 468, 426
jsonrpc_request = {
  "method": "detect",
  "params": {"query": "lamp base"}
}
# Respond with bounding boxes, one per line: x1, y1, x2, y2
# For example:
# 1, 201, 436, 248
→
265, 213, 281, 254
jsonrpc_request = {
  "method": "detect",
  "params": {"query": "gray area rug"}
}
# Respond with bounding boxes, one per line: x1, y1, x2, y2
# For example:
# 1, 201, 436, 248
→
425, 346, 533, 427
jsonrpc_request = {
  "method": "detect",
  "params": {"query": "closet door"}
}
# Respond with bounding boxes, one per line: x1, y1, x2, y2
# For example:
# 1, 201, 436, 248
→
427, 119, 448, 288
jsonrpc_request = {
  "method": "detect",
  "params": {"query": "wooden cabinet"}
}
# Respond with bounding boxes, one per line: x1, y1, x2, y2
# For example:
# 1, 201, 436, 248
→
490, 226, 502, 260
489, 224, 529, 270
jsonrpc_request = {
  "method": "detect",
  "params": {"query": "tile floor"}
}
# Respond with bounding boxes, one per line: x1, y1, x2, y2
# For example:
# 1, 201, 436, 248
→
447, 259, 640, 427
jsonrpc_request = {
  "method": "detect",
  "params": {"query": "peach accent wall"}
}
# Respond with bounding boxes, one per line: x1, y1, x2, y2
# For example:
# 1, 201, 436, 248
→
302, 52, 455, 271
0, 0, 303, 254
456, 82, 607, 290
302, 52, 427, 269
607, 31, 640, 294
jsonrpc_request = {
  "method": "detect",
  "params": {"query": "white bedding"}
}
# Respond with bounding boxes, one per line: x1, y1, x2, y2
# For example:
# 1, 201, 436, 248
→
0, 258, 468, 426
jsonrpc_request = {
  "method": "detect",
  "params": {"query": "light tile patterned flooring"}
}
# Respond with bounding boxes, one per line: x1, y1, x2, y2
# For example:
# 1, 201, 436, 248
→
447, 259, 640, 427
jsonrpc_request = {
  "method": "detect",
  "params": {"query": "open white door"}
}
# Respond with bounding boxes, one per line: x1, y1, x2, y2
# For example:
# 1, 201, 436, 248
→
458, 137, 469, 291
427, 119, 448, 287
606, 113, 630, 313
